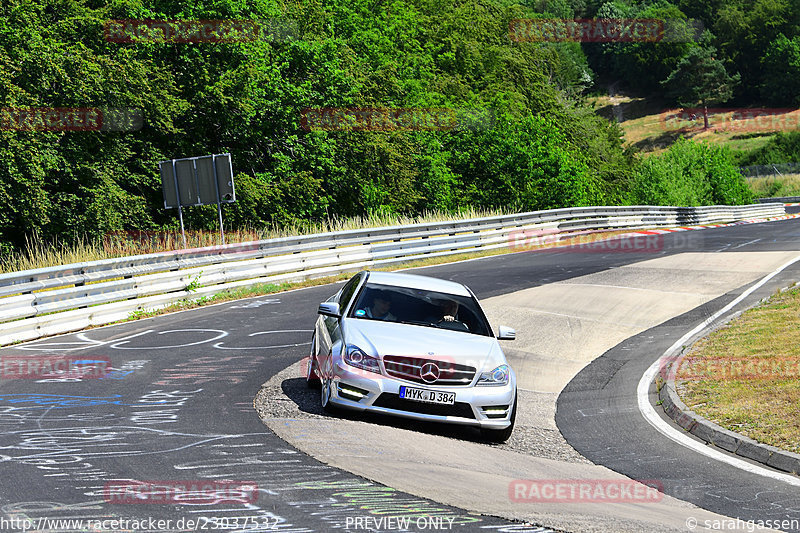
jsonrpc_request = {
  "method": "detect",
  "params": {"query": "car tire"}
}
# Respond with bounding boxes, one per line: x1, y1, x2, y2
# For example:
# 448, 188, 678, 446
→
320, 354, 337, 414
480, 389, 517, 443
306, 336, 320, 389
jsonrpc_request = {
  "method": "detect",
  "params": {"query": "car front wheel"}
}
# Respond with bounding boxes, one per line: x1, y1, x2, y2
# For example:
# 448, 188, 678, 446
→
320, 354, 336, 413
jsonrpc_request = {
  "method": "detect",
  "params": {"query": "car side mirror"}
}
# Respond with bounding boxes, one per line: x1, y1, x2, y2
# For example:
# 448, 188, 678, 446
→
497, 326, 516, 340
318, 302, 341, 318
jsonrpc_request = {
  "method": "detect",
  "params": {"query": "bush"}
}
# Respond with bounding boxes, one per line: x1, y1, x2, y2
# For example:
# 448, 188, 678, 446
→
738, 131, 800, 166
630, 138, 752, 206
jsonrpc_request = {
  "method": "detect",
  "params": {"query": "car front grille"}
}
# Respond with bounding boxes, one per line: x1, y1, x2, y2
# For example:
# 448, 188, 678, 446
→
372, 393, 475, 419
383, 355, 476, 386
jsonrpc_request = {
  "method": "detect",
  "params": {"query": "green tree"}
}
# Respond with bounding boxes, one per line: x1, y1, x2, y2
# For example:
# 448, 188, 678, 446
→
712, 0, 796, 102
661, 41, 740, 129
3, 0, 753, 257
592, 1, 697, 94
760, 34, 800, 105
448, 114, 603, 211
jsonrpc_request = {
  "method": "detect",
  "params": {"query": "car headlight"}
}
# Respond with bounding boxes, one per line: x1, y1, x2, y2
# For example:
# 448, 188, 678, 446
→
344, 344, 381, 374
476, 364, 509, 386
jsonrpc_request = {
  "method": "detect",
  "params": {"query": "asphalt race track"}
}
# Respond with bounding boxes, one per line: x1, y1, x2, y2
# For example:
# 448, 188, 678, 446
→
0, 296, 541, 532
1, 212, 800, 532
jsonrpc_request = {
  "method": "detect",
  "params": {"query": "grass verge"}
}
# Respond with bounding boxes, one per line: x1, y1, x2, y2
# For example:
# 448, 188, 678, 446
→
676, 286, 800, 454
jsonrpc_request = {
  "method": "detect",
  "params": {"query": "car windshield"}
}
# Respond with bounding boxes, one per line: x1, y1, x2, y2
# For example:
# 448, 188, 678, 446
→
348, 282, 493, 337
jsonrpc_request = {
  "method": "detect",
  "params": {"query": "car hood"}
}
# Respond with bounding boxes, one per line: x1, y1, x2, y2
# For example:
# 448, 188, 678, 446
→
342, 318, 505, 371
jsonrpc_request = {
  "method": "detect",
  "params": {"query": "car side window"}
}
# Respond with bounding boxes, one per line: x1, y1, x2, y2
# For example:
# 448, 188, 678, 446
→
337, 274, 362, 313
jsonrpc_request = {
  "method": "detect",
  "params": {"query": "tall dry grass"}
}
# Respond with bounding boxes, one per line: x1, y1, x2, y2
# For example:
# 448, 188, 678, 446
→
0, 234, 110, 275
746, 174, 800, 198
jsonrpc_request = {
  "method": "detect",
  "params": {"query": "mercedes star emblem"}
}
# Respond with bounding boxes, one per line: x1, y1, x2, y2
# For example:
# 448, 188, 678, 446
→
420, 362, 440, 383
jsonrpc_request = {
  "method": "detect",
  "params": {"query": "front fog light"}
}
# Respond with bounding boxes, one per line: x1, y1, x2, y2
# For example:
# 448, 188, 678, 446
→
477, 364, 509, 386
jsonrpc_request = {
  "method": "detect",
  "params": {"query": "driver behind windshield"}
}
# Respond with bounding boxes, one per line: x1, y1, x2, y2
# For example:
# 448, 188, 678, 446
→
439, 299, 459, 322
426, 298, 460, 323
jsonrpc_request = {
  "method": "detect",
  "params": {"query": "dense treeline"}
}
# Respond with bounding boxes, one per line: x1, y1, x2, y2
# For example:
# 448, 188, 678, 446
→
0, 0, 757, 254
578, 0, 800, 105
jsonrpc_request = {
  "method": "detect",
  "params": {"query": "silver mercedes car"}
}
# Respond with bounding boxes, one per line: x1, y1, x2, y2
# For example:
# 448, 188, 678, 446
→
306, 270, 518, 442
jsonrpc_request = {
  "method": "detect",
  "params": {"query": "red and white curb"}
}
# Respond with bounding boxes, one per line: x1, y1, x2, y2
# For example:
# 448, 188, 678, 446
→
509, 212, 800, 253
612, 212, 800, 240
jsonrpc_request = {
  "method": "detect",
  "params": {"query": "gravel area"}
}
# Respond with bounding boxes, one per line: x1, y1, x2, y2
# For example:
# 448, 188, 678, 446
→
254, 360, 591, 464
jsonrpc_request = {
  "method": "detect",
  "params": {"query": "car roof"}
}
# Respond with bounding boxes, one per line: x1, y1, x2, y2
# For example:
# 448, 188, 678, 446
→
364, 271, 472, 297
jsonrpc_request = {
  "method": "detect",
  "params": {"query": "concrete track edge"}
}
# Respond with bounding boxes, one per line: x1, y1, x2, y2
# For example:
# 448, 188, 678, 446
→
657, 292, 800, 475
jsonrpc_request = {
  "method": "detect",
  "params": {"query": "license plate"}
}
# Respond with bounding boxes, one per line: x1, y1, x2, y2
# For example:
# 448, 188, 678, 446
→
398, 386, 455, 405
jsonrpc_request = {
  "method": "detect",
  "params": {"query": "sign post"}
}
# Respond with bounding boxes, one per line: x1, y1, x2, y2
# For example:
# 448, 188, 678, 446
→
210, 156, 225, 245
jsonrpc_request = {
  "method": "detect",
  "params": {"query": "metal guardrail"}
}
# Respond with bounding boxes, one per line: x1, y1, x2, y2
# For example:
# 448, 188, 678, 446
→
0, 203, 785, 346
758, 196, 800, 203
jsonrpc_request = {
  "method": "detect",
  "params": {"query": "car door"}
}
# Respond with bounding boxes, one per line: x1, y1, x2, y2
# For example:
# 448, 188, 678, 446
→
315, 272, 363, 367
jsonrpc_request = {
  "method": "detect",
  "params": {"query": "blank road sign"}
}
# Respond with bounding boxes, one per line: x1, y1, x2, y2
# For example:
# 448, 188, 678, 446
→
159, 153, 235, 208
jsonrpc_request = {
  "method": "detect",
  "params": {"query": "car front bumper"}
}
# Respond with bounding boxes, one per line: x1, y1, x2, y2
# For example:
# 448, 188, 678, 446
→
328, 360, 516, 429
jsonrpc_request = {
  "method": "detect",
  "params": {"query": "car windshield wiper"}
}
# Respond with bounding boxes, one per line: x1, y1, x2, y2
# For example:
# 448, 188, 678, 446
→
396, 319, 435, 327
